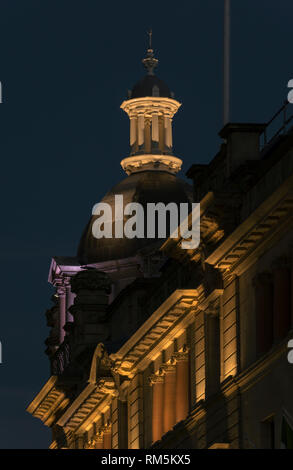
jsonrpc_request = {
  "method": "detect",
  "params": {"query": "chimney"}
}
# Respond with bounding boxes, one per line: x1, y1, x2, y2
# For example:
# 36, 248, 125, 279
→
219, 123, 266, 177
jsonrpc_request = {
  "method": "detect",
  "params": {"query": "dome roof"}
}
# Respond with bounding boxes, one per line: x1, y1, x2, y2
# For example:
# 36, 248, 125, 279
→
77, 171, 193, 264
130, 74, 172, 99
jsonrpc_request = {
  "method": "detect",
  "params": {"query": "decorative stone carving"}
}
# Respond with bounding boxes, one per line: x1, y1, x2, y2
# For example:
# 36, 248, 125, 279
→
97, 379, 118, 397
89, 343, 114, 384
172, 344, 189, 363
159, 361, 176, 376
148, 373, 164, 385
70, 269, 112, 294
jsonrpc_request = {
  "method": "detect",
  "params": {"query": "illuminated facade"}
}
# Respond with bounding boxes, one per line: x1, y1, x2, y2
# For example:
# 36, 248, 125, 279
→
27, 45, 293, 449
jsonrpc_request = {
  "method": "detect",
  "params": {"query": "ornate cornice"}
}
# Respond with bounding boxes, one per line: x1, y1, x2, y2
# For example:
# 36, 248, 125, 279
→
111, 289, 198, 377
26, 376, 69, 427
56, 381, 113, 433
121, 96, 181, 118
120, 154, 182, 175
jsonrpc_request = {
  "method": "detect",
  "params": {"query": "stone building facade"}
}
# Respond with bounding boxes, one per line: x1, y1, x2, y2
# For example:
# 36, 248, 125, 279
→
27, 46, 293, 449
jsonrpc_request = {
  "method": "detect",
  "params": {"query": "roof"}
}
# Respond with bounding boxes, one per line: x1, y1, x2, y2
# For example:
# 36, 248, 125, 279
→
130, 74, 172, 99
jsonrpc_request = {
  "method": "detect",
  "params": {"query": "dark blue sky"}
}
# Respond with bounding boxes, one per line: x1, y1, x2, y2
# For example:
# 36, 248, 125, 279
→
0, 0, 292, 448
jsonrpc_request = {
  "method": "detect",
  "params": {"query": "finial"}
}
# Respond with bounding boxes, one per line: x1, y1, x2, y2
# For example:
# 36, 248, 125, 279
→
142, 29, 158, 76
148, 29, 152, 49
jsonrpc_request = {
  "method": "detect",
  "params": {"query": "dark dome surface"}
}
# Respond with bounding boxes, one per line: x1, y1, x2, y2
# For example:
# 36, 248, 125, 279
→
77, 171, 193, 264
131, 75, 171, 99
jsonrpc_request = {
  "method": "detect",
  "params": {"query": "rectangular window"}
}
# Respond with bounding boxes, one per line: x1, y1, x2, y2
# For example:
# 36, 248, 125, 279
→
261, 416, 275, 449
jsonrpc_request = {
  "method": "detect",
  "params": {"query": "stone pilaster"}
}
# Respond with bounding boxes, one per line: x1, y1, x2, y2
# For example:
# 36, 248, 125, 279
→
149, 373, 164, 443
160, 362, 176, 434
95, 432, 103, 449
204, 300, 221, 397
102, 422, 112, 449
173, 346, 190, 423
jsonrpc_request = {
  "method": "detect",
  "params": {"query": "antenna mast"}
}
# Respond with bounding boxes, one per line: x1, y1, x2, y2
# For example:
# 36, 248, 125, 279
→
223, 0, 231, 125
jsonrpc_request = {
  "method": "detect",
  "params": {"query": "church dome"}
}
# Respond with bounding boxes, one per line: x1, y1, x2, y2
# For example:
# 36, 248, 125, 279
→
77, 171, 193, 264
130, 74, 172, 99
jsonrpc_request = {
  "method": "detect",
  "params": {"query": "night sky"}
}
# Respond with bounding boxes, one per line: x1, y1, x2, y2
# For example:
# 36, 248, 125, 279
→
0, 0, 292, 448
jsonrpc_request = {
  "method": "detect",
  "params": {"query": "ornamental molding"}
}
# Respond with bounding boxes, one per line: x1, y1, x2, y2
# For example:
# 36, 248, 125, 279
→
56, 381, 113, 433
197, 289, 224, 314
120, 96, 181, 118
26, 376, 69, 427
120, 154, 182, 175
110, 289, 198, 377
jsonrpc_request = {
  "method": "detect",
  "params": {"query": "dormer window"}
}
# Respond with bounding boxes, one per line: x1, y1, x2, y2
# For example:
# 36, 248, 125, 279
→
152, 85, 160, 97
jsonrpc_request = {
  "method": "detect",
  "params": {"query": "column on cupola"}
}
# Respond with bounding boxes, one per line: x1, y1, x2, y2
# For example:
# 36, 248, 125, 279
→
129, 114, 137, 154
57, 285, 66, 344
158, 115, 165, 153
164, 113, 172, 150
149, 374, 164, 443
144, 116, 151, 153
137, 113, 145, 150
161, 362, 176, 434
272, 257, 291, 341
174, 347, 190, 423
151, 111, 159, 152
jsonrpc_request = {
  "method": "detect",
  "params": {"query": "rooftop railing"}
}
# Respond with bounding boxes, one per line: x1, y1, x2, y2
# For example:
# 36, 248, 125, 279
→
261, 100, 293, 150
